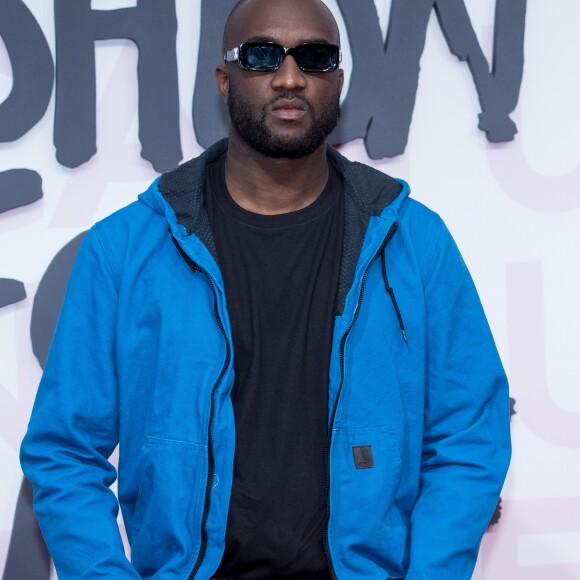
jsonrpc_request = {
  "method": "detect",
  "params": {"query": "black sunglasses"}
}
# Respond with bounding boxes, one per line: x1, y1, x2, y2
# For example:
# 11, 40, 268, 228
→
224, 42, 341, 73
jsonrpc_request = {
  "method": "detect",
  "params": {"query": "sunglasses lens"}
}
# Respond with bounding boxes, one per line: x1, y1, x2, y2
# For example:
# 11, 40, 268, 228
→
294, 44, 338, 72
243, 44, 283, 70
239, 43, 339, 72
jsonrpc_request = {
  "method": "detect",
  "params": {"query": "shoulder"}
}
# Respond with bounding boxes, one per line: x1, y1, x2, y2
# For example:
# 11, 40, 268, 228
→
399, 197, 444, 236
93, 198, 154, 247
87, 193, 167, 284
397, 197, 460, 286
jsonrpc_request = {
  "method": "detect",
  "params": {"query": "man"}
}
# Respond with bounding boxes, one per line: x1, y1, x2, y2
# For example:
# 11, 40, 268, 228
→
21, 0, 511, 578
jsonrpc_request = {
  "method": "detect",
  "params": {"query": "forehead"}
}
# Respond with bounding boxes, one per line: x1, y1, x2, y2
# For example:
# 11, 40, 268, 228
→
228, 0, 339, 47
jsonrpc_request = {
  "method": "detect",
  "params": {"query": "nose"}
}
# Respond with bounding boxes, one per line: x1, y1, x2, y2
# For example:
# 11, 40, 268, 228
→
270, 55, 307, 91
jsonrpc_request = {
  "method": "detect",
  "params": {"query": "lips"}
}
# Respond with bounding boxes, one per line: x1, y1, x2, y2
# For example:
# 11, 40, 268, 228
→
270, 98, 307, 120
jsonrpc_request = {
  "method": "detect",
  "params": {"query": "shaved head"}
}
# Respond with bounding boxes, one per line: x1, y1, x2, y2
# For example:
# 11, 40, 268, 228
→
222, 0, 340, 53
222, 0, 251, 52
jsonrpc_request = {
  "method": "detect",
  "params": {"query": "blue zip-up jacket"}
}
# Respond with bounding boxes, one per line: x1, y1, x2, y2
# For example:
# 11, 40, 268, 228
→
21, 139, 511, 579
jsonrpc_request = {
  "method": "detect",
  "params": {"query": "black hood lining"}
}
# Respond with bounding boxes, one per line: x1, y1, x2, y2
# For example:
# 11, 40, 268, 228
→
158, 139, 402, 314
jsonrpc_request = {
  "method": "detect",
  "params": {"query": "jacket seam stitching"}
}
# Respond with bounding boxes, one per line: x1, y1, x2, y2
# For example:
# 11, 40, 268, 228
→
422, 219, 444, 286
93, 224, 121, 290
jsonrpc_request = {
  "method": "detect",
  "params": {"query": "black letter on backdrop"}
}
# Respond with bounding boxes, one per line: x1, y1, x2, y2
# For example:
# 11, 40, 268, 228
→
330, 0, 429, 158
31, 232, 87, 368
54, 0, 181, 171
331, 0, 527, 158
0, 0, 54, 142
0, 278, 26, 309
0, 169, 43, 214
2, 480, 51, 580
436, 0, 527, 142
193, 0, 236, 148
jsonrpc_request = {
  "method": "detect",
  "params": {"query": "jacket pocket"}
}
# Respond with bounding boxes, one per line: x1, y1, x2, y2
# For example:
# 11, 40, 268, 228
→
329, 427, 406, 578
131, 436, 208, 578
331, 425, 403, 511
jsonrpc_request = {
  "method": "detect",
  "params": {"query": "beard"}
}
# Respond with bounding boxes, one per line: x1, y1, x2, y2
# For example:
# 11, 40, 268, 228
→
227, 84, 341, 159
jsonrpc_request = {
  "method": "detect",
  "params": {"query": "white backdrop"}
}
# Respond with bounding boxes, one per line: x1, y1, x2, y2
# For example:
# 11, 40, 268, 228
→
1, 1, 579, 578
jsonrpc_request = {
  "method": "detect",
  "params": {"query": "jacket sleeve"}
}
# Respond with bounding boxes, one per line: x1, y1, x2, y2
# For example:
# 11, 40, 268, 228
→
20, 227, 141, 578
406, 220, 511, 579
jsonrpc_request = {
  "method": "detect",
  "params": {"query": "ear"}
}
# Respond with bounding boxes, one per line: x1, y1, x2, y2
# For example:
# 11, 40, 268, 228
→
215, 65, 230, 103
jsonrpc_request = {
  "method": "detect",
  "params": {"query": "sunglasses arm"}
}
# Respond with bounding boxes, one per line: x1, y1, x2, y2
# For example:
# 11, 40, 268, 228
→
224, 47, 240, 64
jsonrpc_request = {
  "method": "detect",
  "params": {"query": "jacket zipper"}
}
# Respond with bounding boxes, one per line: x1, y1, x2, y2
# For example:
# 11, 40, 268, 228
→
323, 221, 398, 579
172, 239, 231, 580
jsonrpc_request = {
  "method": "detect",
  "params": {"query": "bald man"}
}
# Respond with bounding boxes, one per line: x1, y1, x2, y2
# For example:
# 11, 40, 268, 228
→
21, 1, 511, 579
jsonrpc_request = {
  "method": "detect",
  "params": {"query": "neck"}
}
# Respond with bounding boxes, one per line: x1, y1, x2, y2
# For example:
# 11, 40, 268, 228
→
224, 132, 330, 215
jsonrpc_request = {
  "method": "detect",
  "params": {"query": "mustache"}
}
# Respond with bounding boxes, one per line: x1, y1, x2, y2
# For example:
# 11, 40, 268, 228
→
266, 92, 314, 112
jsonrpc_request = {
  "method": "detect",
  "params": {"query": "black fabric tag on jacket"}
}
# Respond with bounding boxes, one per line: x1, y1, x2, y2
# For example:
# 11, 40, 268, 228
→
352, 445, 374, 469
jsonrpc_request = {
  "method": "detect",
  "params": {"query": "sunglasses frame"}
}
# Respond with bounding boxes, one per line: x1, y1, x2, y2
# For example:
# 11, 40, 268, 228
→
224, 41, 342, 73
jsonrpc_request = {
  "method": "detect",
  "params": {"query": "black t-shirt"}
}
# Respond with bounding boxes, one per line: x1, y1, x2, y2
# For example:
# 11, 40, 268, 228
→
206, 154, 343, 580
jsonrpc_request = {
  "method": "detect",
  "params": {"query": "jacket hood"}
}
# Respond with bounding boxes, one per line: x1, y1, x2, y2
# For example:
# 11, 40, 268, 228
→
138, 138, 410, 313
139, 139, 409, 224
326, 145, 409, 216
